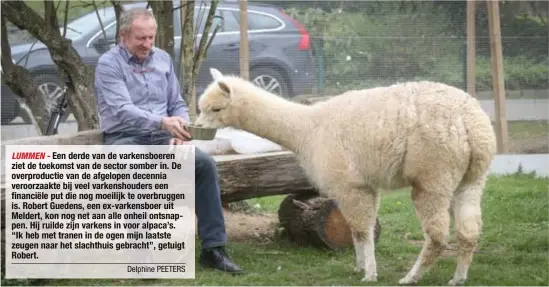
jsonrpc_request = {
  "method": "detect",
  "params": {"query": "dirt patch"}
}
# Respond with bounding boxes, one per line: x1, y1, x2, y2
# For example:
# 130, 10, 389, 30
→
223, 209, 279, 244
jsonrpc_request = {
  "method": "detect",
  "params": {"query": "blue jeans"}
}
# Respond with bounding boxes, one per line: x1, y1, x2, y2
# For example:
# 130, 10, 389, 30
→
103, 130, 227, 249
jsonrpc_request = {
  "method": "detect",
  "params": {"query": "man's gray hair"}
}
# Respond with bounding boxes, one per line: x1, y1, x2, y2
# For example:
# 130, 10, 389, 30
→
118, 7, 157, 34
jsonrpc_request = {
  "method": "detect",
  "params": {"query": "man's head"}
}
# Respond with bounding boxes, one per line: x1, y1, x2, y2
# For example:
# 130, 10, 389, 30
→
119, 7, 157, 62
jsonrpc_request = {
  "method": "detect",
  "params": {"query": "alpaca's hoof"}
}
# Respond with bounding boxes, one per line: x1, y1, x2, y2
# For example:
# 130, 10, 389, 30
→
398, 276, 417, 285
448, 277, 466, 286
361, 274, 377, 282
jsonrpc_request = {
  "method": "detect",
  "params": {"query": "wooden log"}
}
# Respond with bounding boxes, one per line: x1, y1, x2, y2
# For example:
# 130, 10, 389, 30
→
278, 193, 381, 250
214, 151, 316, 203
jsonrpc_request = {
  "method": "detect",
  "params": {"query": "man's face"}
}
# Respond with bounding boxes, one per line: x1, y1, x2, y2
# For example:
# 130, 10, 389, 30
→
121, 15, 156, 62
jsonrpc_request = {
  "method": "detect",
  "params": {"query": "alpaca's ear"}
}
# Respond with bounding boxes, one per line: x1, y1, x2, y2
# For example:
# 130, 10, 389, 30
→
210, 68, 224, 81
218, 81, 232, 99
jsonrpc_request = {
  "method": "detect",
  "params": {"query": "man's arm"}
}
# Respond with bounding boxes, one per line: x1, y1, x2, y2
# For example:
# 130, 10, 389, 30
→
166, 59, 190, 123
95, 56, 164, 131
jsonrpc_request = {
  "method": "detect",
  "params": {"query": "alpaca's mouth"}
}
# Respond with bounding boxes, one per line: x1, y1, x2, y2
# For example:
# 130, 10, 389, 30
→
194, 119, 223, 129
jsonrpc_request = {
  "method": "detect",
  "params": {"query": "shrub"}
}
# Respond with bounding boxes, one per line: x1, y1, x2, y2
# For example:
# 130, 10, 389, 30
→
286, 6, 548, 94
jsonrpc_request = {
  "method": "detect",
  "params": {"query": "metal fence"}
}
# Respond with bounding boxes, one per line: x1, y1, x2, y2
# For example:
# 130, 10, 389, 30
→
1, 0, 547, 154
285, 0, 548, 154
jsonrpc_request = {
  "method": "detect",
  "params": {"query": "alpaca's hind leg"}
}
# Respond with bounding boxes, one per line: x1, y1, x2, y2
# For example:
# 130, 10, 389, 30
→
399, 183, 452, 285
334, 188, 379, 282
352, 231, 365, 272
448, 175, 486, 286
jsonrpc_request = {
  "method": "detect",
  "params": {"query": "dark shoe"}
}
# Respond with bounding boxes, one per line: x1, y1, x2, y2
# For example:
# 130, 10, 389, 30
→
199, 246, 243, 274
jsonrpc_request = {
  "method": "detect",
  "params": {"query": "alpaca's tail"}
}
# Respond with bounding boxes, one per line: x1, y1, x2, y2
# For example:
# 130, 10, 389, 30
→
461, 100, 498, 184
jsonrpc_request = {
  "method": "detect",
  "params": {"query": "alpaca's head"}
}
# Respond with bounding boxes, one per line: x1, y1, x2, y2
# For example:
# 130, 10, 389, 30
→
194, 68, 240, 129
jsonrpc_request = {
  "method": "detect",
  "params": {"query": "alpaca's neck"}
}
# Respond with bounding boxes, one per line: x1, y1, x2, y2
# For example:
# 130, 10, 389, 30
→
231, 86, 314, 153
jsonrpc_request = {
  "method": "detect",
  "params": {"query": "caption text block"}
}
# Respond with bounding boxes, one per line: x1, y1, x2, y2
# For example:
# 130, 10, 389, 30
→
6, 144, 196, 279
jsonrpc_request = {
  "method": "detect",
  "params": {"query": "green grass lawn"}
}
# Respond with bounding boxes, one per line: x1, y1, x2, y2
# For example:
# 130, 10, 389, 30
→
507, 120, 549, 142
2, 173, 547, 286
505, 120, 549, 153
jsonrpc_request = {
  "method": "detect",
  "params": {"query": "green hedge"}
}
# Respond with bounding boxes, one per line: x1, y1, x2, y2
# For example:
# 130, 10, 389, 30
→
426, 55, 548, 92
286, 7, 548, 93
475, 56, 548, 91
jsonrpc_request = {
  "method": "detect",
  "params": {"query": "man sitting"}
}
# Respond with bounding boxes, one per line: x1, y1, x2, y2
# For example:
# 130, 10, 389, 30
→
94, 7, 242, 274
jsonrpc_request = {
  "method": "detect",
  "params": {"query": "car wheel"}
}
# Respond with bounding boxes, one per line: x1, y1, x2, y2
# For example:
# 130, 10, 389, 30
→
31, 74, 70, 123
251, 67, 290, 98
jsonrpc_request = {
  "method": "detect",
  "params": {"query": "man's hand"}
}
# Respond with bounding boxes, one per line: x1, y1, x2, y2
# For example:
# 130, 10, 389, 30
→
161, 116, 192, 140
169, 137, 189, 146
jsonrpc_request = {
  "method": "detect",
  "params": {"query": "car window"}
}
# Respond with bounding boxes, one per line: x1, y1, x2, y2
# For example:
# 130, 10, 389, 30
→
88, 21, 117, 48
211, 11, 223, 32
232, 11, 282, 31
248, 12, 282, 30
194, 8, 223, 34
99, 23, 118, 40
63, 8, 116, 40
221, 10, 239, 32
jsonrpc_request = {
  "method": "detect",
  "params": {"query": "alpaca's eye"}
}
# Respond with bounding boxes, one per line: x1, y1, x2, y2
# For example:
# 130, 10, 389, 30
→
212, 108, 222, 112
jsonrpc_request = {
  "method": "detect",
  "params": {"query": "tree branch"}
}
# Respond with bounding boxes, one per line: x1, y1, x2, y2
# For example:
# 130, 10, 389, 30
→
1, 1, 99, 131
2, 2, 58, 47
62, 0, 70, 38
93, 0, 107, 39
44, 0, 60, 32
1, 14, 15, 76
204, 23, 220, 56
193, 0, 218, 77
71, 0, 108, 9
110, 0, 124, 43
1, 13, 51, 135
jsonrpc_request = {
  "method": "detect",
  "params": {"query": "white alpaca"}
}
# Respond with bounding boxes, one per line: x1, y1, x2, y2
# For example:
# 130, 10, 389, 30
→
195, 68, 497, 285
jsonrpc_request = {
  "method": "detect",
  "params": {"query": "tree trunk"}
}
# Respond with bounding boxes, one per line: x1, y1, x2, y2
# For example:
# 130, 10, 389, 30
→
149, 0, 174, 58
278, 193, 381, 250
180, 0, 194, 113
190, 0, 219, 122
1, 1, 99, 131
179, 0, 220, 122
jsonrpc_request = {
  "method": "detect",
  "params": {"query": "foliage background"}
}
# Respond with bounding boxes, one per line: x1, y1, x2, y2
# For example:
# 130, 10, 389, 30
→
256, 0, 549, 96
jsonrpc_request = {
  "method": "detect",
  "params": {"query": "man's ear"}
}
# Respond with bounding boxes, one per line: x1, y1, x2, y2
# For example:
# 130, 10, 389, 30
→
218, 81, 231, 99
210, 68, 224, 81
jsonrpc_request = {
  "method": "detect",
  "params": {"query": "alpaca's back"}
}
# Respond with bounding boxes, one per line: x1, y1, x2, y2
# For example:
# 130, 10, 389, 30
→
305, 81, 495, 190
